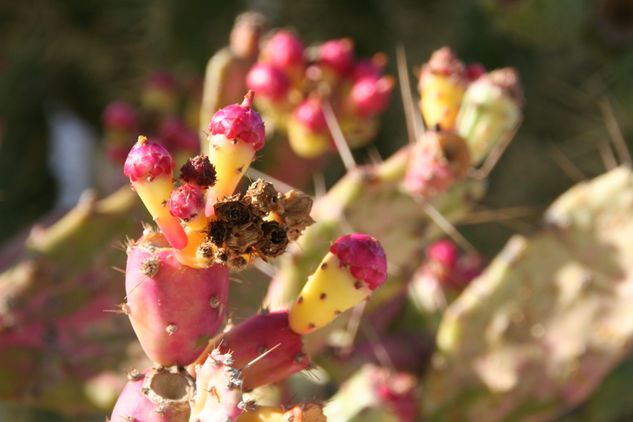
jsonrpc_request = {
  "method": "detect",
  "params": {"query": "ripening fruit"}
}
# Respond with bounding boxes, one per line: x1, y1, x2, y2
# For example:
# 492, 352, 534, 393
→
289, 233, 387, 334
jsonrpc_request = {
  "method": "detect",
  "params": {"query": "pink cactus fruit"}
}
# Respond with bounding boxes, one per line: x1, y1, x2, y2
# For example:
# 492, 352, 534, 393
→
124, 231, 229, 366
246, 62, 291, 102
287, 96, 331, 159
102, 101, 139, 132
142, 70, 180, 115
418, 47, 468, 131
168, 183, 207, 231
102, 101, 139, 163
417, 239, 482, 292
190, 310, 309, 391
263, 29, 306, 76
371, 367, 419, 422
289, 233, 387, 334
466, 63, 486, 81
318, 38, 356, 77
110, 367, 195, 422
449, 250, 483, 290
404, 130, 471, 199
158, 118, 200, 154
426, 238, 459, 281
353, 53, 388, 80
189, 349, 244, 422
349, 75, 395, 117
456, 67, 523, 165
205, 91, 266, 215
124, 136, 188, 249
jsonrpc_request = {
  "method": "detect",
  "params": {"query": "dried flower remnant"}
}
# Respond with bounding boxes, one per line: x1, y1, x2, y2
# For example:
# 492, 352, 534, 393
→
179, 155, 217, 188
205, 180, 313, 270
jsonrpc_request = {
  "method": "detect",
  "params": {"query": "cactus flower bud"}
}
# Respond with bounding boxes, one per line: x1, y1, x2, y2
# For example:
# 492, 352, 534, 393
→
404, 131, 471, 199
426, 239, 459, 269
124, 136, 187, 249
456, 67, 523, 165
246, 62, 291, 102
102, 101, 138, 132
263, 29, 306, 74
166, 180, 212, 266
289, 233, 387, 334
158, 118, 199, 153
168, 184, 206, 230
353, 53, 388, 80
318, 38, 355, 77
349, 75, 395, 117
142, 70, 179, 115
418, 47, 468, 131
287, 96, 331, 158
205, 91, 266, 215
466, 63, 486, 81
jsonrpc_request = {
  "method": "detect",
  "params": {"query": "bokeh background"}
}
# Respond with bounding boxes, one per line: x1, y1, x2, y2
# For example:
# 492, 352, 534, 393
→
1, 0, 632, 420
2, 0, 632, 256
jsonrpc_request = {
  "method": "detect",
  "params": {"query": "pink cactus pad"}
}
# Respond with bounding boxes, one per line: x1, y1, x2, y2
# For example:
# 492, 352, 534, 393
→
110, 367, 195, 422
168, 184, 205, 220
123, 137, 175, 182
264, 30, 305, 71
246, 62, 291, 101
426, 239, 459, 269
319, 38, 355, 76
125, 232, 229, 366
102, 101, 138, 132
350, 76, 394, 117
294, 97, 328, 133
208, 91, 266, 151
330, 233, 387, 290
179, 155, 216, 188
195, 310, 309, 390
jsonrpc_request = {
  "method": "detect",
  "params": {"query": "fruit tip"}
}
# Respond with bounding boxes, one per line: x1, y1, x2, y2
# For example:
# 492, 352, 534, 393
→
242, 90, 255, 108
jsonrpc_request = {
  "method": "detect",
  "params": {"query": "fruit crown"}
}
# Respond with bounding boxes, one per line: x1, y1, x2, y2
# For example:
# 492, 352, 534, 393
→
168, 184, 205, 220
294, 97, 328, 133
123, 136, 174, 182
265, 29, 306, 69
330, 233, 387, 290
208, 91, 266, 151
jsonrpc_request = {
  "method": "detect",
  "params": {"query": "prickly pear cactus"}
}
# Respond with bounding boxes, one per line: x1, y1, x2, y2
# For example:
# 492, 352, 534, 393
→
423, 166, 633, 422
0, 187, 145, 414
267, 145, 485, 310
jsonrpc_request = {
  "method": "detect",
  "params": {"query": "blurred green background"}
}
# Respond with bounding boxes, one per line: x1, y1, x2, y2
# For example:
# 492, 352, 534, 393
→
1, 2, 633, 419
